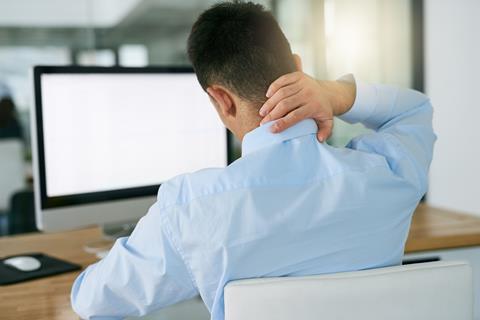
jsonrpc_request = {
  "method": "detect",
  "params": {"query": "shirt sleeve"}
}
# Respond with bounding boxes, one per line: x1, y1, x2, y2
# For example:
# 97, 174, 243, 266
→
338, 78, 437, 196
70, 201, 198, 320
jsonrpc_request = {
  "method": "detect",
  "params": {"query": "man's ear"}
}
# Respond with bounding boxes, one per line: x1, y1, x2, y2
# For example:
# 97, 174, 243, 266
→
206, 86, 236, 118
293, 53, 303, 72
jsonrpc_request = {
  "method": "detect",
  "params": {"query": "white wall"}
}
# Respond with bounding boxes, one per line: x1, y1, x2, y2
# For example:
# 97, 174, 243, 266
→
426, 0, 480, 216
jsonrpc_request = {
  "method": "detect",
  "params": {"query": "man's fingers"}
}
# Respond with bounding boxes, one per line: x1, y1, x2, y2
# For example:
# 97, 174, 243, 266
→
270, 107, 308, 133
260, 94, 303, 125
265, 72, 302, 98
316, 118, 334, 142
259, 84, 301, 117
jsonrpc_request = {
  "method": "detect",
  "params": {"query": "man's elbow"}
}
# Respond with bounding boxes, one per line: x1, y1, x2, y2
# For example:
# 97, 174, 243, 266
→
71, 269, 102, 319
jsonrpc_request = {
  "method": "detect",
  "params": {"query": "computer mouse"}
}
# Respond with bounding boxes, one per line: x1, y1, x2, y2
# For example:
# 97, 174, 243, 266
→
3, 256, 41, 272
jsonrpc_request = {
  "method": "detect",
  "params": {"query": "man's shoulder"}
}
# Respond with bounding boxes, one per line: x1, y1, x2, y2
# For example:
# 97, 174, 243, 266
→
156, 162, 247, 210
155, 137, 391, 211
155, 148, 287, 210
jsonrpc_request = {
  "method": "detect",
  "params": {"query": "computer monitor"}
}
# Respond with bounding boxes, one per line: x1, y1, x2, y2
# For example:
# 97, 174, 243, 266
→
32, 66, 229, 232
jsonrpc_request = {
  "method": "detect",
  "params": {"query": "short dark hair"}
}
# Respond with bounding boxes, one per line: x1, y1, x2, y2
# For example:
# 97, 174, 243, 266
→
187, 1, 296, 105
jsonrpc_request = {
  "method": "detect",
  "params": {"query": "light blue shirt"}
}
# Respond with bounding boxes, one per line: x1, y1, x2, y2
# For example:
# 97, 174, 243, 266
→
71, 80, 436, 320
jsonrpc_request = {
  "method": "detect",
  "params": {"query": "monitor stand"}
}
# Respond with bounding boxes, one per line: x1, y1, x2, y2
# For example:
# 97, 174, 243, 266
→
83, 220, 137, 258
102, 220, 137, 240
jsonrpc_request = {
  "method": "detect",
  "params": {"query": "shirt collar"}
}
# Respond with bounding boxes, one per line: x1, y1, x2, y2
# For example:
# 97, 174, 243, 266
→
242, 119, 318, 156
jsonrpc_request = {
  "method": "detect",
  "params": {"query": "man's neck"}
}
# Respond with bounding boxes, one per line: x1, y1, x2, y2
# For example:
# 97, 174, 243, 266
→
237, 113, 262, 141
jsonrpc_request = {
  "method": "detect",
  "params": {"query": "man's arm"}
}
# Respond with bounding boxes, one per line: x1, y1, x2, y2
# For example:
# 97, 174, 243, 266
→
71, 201, 198, 319
260, 73, 436, 195
339, 80, 436, 195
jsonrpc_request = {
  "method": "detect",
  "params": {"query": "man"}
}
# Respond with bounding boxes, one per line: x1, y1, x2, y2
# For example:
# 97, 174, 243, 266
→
71, 2, 436, 320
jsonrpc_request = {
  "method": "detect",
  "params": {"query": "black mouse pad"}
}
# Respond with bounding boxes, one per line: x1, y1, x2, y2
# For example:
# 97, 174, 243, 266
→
0, 253, 82, 285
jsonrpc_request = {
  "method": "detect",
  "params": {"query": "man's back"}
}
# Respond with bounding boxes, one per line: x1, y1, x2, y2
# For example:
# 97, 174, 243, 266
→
166, 121, 415, 315
71, 82, 436, 320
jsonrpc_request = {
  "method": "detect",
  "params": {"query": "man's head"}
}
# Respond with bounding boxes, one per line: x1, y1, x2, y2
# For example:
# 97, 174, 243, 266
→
188, 1, 301, 140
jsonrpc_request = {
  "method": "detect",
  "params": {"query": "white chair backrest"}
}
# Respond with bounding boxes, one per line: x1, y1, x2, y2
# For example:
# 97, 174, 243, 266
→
225, 261, 473, 320
0, 139, 24, 211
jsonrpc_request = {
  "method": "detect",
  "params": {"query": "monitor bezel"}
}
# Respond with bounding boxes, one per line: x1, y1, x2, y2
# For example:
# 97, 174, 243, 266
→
33, 65, 233, 209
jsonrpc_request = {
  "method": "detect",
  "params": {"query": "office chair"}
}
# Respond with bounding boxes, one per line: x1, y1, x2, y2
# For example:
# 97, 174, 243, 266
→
224, 261, 473, 320
8, 190, 37, 235
0, 139, 24, 212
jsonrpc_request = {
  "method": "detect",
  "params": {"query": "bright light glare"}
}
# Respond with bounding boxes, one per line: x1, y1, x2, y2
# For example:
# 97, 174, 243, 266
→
323, 0, 379, 80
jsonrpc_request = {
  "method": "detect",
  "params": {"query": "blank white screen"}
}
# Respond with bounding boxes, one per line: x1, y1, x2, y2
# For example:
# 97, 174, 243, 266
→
41, 73, 227, 197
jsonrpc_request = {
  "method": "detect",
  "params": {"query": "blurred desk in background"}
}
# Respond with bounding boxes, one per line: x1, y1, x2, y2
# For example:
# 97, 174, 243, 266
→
1, 204, 480, 320
406, 204, 480, 252
0, 228, 99, 319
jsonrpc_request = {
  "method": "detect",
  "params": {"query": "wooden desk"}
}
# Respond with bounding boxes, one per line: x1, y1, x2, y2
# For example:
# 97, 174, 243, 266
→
1, 204, 480, 319
0, 228, 101, 320
406, 204, 480, 252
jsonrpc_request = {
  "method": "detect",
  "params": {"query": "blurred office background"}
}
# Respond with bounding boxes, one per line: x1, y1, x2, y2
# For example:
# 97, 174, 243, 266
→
0, 0, 479, 236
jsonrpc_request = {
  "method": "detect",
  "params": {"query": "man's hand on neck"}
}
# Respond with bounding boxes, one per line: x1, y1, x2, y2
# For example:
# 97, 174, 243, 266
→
258, 72, 356, 142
